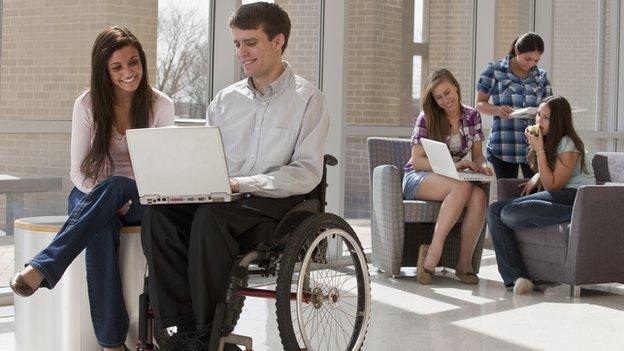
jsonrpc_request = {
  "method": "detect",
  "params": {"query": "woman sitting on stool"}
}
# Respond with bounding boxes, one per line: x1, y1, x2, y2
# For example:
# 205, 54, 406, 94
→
10, 26, 175, 351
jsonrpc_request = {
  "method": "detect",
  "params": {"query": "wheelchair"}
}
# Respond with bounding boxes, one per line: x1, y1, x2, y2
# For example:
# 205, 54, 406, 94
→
136, 155, 372, 351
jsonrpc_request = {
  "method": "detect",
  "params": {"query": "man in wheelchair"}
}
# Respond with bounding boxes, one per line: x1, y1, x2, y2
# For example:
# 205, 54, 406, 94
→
140, 2, 329, 350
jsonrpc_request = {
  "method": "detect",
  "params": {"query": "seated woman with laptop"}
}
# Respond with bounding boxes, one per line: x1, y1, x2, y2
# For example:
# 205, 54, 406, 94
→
10, 27, 175, 351
403, 68, 493, 285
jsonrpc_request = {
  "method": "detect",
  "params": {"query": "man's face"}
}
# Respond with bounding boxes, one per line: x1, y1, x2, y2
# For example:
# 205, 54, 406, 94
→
231, 27, 284, 81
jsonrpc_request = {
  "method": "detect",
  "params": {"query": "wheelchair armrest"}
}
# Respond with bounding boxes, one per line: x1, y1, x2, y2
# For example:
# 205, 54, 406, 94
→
274, 200, 320, 244
324, 154, 338, 166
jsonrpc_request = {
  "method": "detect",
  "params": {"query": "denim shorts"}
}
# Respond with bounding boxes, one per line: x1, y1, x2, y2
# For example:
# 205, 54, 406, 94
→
402, 169, 432, 200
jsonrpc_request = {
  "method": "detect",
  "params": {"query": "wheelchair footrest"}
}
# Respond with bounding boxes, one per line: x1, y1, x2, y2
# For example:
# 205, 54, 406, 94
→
219, 334, 253, 351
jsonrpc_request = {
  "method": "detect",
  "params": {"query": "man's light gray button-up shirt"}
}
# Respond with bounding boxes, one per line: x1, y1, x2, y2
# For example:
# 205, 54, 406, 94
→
206, 61, 330, 198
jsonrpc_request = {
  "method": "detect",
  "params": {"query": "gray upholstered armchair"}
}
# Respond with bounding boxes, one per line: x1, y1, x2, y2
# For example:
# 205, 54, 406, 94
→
367, 137, 488, 277
496, 152, 624, 295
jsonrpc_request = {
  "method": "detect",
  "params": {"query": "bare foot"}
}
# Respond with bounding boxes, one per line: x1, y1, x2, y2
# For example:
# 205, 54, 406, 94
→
20, 265, 44, 290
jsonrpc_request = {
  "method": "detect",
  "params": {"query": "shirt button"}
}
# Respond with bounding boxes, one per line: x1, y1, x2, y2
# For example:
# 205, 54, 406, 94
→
251, 154, 255, 157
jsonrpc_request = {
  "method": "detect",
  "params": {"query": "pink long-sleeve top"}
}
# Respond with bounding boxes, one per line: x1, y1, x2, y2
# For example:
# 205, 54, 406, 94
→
70, 88, 175, 193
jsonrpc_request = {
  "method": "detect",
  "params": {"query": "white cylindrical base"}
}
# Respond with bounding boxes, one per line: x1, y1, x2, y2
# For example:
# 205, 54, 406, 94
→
14, 216, 146, 351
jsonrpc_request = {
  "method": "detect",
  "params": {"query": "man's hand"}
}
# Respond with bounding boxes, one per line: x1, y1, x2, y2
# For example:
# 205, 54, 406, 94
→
229, 178, 240, 193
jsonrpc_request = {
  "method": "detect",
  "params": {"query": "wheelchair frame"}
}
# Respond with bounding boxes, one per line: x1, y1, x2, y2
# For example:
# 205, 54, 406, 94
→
137, 155, 371, 351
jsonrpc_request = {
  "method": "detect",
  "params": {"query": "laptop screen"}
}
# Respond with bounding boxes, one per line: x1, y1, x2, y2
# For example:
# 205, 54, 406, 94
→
127, 126, 231, 197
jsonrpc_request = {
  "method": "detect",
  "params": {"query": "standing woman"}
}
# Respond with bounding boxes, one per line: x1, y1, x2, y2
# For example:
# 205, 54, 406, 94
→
403, 69, 492, 285
10, 26, 175, 351
487, 96, 593, 295
476, 32, 552, 179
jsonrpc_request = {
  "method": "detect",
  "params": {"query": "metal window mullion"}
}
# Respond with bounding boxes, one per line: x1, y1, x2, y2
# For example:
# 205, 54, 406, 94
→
607, 0, 621, 151
595, 0, 606, 133
318, 0, 325, 89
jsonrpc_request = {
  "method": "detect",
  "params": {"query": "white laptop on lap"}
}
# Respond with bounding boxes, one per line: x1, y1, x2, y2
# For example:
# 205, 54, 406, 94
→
127, 126, 242, 205
420, 138, 494, 182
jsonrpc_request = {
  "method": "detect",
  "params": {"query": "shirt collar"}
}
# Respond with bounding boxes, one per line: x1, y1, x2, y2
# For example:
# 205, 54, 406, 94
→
245, 60, 294, 98
502, 55, 540, 79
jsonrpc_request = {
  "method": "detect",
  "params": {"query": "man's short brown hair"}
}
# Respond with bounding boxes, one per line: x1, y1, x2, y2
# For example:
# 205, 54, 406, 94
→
229, 2, 291, 54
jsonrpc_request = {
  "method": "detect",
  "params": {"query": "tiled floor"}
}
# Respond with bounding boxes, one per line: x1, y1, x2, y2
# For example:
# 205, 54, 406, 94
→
2, 227, 624, 350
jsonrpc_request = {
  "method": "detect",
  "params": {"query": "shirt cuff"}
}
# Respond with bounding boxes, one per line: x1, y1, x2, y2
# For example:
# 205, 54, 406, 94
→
235, 176, 257, 194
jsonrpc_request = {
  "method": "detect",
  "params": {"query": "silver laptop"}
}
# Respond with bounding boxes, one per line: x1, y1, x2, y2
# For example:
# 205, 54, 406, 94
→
420, 138, 494, 182
126, 126, 242, 205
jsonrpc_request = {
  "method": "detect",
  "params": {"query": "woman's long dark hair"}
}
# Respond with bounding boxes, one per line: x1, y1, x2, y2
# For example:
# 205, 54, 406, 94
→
80, 26, 153, 182
508, 32, 544, 58
421, 68, 462, 142
527, 96, 588, 174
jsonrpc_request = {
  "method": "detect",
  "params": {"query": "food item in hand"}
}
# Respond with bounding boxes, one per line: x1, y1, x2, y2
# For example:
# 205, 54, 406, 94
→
527, 124, 540, 136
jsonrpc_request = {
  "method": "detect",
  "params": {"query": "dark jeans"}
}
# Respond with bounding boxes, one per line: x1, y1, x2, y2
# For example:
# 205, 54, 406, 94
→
487, 188, 577, 286
29, 176, 145, 347
141, 195, 303, 332
487, 149, 535, 179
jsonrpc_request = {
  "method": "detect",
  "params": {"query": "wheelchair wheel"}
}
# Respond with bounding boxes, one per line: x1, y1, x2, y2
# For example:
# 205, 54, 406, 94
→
275, 213, 371, 351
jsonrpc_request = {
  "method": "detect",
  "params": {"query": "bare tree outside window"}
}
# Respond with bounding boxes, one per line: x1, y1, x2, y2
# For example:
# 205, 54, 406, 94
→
157, 4, 210, 119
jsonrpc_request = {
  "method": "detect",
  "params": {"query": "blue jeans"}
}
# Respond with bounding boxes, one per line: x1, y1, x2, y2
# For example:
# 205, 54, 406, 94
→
487, 189, 577, 287
29, 176, 145, 348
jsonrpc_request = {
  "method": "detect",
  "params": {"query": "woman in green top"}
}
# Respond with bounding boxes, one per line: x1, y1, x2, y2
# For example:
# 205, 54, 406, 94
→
487, 95, 593, 295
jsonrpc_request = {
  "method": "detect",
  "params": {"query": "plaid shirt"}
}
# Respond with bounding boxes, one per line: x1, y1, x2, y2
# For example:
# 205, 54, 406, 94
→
477, 55, 552, 163
405, 105, 485, 171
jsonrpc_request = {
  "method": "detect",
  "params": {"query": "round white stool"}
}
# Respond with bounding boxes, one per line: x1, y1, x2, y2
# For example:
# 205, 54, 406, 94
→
13, 216, 146, 351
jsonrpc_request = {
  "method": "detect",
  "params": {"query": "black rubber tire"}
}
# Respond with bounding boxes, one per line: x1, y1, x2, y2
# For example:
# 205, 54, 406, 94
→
223, 276, 248, 336
275, 213, 370, 351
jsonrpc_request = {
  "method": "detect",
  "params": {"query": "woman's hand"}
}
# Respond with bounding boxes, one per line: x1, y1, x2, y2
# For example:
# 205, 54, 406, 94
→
525, 126, 544, 152
479, 163, 493, 176
519, 173, 541, 196
455, 159, 479, 172
117, 200, 132, 215
497, 105, 514, 119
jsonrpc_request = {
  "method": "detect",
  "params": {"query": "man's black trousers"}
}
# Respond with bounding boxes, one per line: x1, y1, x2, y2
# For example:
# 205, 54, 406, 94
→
141, 195, 304, 331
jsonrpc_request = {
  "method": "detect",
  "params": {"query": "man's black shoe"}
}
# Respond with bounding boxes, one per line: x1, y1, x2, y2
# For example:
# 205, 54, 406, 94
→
182, 331, 210, 351
224, 344, 243, 351
160, 331, 197, 351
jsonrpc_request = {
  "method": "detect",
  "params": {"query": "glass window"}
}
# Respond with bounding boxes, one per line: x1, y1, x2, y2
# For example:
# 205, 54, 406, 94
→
413, 0, 424, 43
279, 0, 321, 87
426, 0, 474, 107
156, 0, 211, 119
551, 0, 600, 154
412, 55, 422, 114
494, 0, 534, 59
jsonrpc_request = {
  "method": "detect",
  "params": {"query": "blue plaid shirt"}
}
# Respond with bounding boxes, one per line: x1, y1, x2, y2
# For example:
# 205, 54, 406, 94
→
477, 55, 552, 163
